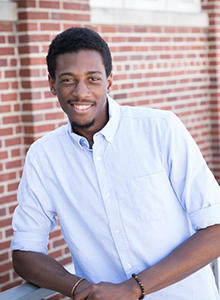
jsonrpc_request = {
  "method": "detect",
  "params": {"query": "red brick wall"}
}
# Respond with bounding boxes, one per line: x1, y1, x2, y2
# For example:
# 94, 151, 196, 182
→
0, 0, 219, 296
202, 0, 220, 182
0, 20, 22, 289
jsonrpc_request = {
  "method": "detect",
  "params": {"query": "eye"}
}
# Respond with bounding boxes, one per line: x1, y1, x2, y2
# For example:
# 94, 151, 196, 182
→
88, 77, 101, 82
61, 78, 73, 83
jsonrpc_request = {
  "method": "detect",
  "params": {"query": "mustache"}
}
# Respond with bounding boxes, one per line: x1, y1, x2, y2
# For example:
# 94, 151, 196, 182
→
67, 98, 95, 105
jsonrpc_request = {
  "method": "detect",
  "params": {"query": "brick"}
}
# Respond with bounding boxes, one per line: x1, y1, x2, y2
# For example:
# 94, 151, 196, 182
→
20, 91, 41, 100
1, 93, 17, 102
19, 12, 49, 20
0, 36, 6, 43
27, 80, 49, 89
22, 114, 43, 123
118, 26, 133, 33
0, 274, 10, 284
134, 26, 148, 33
0, 208, 6, 216
63, 2, 89, 10
0, 252, 9, 262
0, 127, 13, 136
5, 70, 17, 78
8, 35, 15, 44
11, 81, 19, 89
0, 47, 14, 55
17, 22, 38, 32
19, 34, 50, 43
49, 229, 62, 239
0, 151, 8, 159
0, 82, 9, 89
0, 24, 13, 32
9, 204, 17, 214
18, 45, 39, 54
51, 12, 90, 22
23, 102, 54, 111
5, 137, 21, 147
21, 57, 46, 66
6, 160, 22, 169
48, 249, 62, 259
14, 104, 20, 112
16, 0, 36, 8
0, 217, 12, 228
0, 194, 16, 205
0, 260, 12, 273
45, 112, 65, 120
58, 256, 72, 266
39, 1, 60, 9
0, 59, 7, 67
100, 26, 116, 33
11, 149, 21, 157
34, 124, 56, 133
3, 116, 20, 125
0, 105, 11, 113
5, 228, 13, 237
10, 59, 17, 67
40, 23, 61, 31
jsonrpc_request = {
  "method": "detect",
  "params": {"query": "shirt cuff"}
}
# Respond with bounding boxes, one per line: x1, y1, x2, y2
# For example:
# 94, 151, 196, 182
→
11, 231, 49, 254
189, 204, 220, 231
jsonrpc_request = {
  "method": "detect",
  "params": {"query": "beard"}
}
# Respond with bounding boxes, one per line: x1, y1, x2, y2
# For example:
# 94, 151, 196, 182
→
71, 118, 95, 131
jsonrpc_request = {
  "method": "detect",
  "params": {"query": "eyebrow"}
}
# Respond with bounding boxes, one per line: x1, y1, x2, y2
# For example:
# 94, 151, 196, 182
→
59, 71, 103, 78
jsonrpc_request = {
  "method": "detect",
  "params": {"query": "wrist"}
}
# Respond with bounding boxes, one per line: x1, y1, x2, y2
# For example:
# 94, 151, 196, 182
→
123, 277, 142, 299
131, 273, 146, 299
70, 277, 85, 299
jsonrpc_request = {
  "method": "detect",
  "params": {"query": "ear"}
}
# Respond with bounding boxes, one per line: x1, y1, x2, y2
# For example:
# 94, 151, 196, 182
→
107, 72, 113, 94
48, 74, 57, 95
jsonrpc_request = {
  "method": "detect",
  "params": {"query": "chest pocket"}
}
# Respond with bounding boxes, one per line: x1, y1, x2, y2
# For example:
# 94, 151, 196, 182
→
117, 170, 176, 223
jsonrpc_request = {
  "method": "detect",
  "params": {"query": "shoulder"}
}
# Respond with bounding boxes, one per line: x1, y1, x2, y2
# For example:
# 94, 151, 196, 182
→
27, 124, 68, 160
119, 105, 179, 128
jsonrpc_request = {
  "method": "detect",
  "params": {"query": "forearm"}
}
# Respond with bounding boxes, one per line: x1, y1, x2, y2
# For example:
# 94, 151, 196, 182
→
12, 250, 80, 297
136, 224, 220, 295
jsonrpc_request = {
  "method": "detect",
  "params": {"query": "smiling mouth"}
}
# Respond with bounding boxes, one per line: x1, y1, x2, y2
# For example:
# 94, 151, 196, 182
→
68, 102, 94, 113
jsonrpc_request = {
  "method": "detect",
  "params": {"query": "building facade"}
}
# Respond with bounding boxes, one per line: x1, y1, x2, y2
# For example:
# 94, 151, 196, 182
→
0, 0, 219, 298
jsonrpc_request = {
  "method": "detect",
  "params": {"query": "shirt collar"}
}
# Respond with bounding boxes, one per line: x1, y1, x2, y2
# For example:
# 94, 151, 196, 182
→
67, 96, 120, 145
98, 96, 120, 143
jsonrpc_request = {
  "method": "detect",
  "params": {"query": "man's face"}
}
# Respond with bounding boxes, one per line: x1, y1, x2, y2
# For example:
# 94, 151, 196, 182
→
49, 50, 112, 137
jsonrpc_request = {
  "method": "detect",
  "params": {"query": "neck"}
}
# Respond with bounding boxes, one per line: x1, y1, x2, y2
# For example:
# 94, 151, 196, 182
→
71, 105, 109, 142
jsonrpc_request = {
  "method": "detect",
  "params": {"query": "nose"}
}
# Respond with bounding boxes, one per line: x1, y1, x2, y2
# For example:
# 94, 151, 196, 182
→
72, 80, 89, 99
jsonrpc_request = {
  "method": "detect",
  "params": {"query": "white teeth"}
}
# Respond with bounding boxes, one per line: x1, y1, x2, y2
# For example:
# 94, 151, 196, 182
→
74, 104, 91, 110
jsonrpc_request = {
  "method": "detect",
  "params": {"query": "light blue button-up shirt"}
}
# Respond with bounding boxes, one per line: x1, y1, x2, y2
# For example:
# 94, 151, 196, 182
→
12, 97, 220, 299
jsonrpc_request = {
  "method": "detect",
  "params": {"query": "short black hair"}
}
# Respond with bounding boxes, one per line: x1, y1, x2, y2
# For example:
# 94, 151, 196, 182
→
46, 27, 112, 79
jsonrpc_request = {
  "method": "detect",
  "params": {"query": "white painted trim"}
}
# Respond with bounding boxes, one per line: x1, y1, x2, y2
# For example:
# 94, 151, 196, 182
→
90, 0, 201, 13
0, 2, 17, 22
91, 7, 208, 28
64, 262, 75, 274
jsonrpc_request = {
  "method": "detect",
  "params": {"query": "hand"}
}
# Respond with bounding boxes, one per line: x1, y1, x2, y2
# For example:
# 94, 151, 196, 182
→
73, 278, 140, 300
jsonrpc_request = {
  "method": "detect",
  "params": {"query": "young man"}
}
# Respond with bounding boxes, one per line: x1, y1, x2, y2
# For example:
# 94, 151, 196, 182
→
11, 27, 220, 300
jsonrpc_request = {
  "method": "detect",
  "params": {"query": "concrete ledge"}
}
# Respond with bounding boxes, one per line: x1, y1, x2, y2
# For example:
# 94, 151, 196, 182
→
0, 2, 17, 22
91, 7, 209, 28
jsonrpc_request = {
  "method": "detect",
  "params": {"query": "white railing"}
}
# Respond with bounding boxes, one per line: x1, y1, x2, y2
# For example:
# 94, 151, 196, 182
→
0, 262, 74, 300
0, 259, 219, 300
0, 282, 56, 300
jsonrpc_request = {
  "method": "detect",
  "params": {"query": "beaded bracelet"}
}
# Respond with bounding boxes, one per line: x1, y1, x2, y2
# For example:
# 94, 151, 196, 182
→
70, 277, 85, 299
132, 273, 145, 299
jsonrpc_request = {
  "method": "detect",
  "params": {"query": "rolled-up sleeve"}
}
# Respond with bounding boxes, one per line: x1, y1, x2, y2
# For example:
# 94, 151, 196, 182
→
11, 146, 57, 253
163, 112, 220, 231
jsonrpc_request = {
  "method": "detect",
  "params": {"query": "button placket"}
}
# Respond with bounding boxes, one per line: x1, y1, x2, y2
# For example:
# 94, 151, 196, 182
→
92, 139, 134, 277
